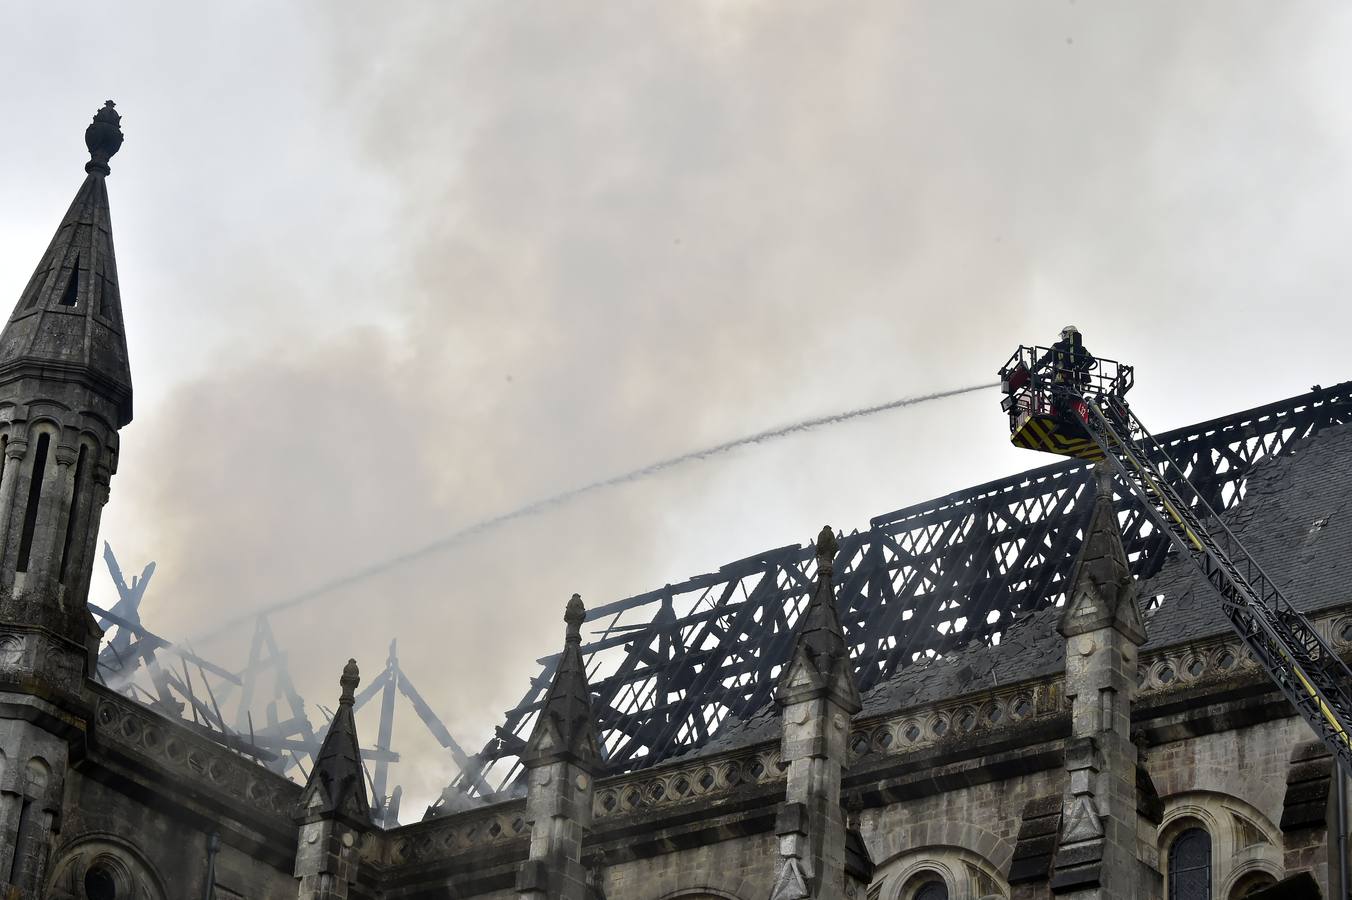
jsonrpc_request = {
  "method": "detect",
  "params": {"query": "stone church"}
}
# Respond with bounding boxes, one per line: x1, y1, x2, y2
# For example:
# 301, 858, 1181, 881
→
0, 104, 1347, 899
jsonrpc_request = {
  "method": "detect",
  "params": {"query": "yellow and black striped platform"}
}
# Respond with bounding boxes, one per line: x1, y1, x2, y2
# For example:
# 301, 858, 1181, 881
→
1010, 414, 1105, 461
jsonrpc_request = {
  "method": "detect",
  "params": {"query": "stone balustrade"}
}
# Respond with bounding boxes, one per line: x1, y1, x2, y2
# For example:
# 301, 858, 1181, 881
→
592, 743, 784, 821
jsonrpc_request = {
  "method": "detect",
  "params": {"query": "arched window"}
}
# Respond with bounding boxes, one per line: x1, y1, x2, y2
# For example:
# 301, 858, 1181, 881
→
15, 433, 50, 573
913, 880, 948, 900
57, 443, 88, 584
1168, 827, 1211, 900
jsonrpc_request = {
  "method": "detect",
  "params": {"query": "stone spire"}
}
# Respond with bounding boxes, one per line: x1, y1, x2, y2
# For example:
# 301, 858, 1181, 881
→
293, 660, 371, 900
297, 659, 371, 827
521, 593, 604, 772
1, 100, 132, 427
0, 102, 138, 661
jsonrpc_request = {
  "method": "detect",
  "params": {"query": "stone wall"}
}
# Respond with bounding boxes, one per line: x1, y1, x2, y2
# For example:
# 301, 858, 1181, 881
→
600, 831, 777, 900
49, 768, 291, 899
1148, 716, 1322, 898
43, 687, 300, 898
862, 770, 1062, 899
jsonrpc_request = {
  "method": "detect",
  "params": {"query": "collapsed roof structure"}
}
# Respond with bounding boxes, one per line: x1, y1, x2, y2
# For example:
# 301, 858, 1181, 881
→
434, 379, 1352, 805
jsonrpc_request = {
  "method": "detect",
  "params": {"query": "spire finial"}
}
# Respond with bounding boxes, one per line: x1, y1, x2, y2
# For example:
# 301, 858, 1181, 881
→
339, 658, 360, 705
565, 593, 586, 643
84, 100, 123, 176
815, 525, 838, 577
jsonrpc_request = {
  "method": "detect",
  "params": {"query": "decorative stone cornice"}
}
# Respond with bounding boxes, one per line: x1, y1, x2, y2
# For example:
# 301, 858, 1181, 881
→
593, 742, 784, 821
388, 797, 529, 866
1137, 604, 1352, 695
91, 689, 300, 823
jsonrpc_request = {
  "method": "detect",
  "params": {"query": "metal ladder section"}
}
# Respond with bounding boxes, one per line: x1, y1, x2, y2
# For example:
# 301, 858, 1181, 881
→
1082, 396, 1352, 772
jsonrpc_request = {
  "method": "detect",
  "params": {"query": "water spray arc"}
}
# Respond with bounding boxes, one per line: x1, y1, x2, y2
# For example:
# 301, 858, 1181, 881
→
205, 381, 997, 634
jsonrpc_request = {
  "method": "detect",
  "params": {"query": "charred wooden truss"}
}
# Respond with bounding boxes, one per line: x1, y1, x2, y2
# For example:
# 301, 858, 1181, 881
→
448, 381, 1352, 800
90, 562, 466, 827
87, 382, 1352, 813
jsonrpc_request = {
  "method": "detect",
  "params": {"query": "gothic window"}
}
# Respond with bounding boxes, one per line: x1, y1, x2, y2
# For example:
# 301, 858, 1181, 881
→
16, 433, 50, 573
46, 842, 166, 900
58, 444, 88, 584
912, 879, 949, 900
1168, 827, 1211, 900
59, 258, 79, 307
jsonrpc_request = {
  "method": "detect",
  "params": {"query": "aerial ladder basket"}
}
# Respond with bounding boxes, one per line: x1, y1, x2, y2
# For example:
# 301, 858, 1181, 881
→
999, 345, 1352, 773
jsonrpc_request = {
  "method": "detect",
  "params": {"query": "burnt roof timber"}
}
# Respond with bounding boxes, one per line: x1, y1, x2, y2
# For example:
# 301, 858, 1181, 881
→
447, 382, 1352, 797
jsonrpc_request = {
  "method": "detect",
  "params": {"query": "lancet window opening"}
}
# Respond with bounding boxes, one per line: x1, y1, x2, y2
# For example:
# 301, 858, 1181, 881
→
58, 444, 89, 585
15, 433, 51, 574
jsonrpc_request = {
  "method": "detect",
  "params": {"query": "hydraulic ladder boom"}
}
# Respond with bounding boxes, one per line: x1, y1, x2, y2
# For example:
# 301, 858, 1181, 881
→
1082, 396, 1352, 772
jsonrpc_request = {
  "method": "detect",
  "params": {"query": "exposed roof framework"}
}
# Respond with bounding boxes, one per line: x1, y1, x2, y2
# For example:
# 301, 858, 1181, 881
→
84, 381, 1352, 816
445, 381, 1352, 802
90, 553, 467, 827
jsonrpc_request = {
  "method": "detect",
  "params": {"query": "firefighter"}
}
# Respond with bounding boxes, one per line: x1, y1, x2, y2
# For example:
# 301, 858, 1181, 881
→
1045, 325, 1096, 391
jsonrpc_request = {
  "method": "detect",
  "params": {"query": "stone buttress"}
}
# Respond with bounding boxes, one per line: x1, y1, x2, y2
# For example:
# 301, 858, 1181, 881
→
516, 594, 606, 900
1050, 463, 1157, 899
771, 527, 867, 900
293, 659, 374, 899
0, 102, 135, 897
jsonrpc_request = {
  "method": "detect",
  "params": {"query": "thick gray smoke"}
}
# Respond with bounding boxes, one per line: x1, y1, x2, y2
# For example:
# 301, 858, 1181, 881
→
204, 381, 996, 635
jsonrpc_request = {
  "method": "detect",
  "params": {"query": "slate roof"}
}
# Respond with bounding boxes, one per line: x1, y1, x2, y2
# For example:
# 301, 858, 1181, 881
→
695, 421, 1352, 756
1139, 420, 1352, 651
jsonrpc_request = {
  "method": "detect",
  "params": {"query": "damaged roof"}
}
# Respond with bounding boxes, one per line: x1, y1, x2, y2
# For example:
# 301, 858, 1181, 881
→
697, 421, 1352, 756
1139, 420, 1352, 651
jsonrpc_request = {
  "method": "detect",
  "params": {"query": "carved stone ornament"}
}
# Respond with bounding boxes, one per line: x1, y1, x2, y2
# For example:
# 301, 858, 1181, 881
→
769, 857, 811, 900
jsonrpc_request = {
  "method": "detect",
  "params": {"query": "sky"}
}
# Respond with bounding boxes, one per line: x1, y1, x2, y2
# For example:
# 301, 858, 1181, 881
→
4, 2, 1352, 817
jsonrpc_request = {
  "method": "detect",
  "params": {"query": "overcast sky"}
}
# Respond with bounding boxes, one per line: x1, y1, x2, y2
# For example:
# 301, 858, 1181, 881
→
5, 2, 1352, 815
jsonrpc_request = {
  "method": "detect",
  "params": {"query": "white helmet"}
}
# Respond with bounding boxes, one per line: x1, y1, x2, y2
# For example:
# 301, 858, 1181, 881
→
1061, 324, 1080, 340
